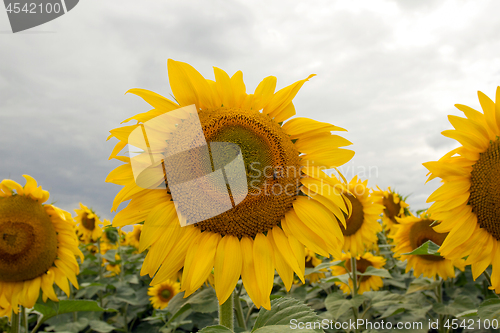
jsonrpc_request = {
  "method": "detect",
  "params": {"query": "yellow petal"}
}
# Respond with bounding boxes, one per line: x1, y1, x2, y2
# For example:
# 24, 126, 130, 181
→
214, 235, 242, 304
282, 117, 347, 140
231, 71, 246, 108
252, 76, 277, 111
264, 74, 315, 118
282, 210, 330, 257
214, 67, 235, 108
167, 59, 199, 107
270, 236, 293, 291
151, 226, 199, 284
253, 233, 274, 310
478, 90, 500, 134
269, 226, 304, 281
139, 201, 178, 252
300, 148, 355, 168
240, 237, 262, 308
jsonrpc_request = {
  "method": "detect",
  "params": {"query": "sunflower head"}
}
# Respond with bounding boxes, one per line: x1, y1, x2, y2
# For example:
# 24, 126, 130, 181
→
423, 88, 500, 289
148, 280, 181, 309
0, 176, 82, 312
107, 60, 354, 309
304, 248, 326, 283
373, 187, 410, 236
330, 251, 386, 295
392, 212, 465, 280
75, 203, 103, 244
338, 176, 383, 255
126, 224, 143, 250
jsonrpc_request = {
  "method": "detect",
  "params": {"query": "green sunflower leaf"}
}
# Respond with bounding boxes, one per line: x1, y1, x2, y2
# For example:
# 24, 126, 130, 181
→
356, 266, 392, 278
33, 299, 107, 325
478, 298, 500, 320
252, 297, 321, 332
403, 240, 441, 256
198, 325, 233, 333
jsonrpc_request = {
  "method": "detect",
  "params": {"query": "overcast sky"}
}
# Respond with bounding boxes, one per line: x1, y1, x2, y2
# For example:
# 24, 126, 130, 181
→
1, 0, 500, 223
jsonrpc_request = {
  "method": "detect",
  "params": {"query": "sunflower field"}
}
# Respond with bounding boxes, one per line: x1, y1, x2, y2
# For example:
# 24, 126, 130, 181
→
2, 60, 500, 333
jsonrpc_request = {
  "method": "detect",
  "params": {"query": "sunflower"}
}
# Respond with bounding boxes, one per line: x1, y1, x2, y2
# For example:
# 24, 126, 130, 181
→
330, 252, 386, 295
148, 280, 181, 310
304, 248, 326, 283
103, 253, 121, 277
373, 187, 410, 236
392, 212, 465, 280
106, 60, 354, 310
0, 176, 82, 312
126, 225, 143, 250
423, 87, 500, 290
75, 203, 103, 244
338, 176, 383, 255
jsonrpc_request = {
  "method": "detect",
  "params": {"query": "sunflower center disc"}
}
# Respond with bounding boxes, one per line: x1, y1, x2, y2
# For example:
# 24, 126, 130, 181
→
160, 288, 172, 302
193, 108, 301, 238
470, 139, 500, 241
409, 219, 446, 262
0, 195, 58, 282
345, 257, 372, 282
81, 212, 96, 231
383, 194, 401, 224
340, 194, 364, 236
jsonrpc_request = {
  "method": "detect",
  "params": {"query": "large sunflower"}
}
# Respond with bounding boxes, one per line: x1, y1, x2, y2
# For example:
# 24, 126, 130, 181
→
0, 176, 82, 312
373, 187, 410, 237
392, 212, 465, 280
423, 88, 500, 290
330, 252, 386, 295
75, 203, 103, 244
106, 60, 354, 309
339, 176, 383, 255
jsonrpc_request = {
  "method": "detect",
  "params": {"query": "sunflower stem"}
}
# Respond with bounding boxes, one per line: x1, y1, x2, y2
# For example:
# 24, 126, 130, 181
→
218, 291, 234, 330
11, 309, 20, 333
436, 278, 444, 333
21, 306, 28, 333
96, 239, 104, 318
234, 289, 247, 331
350, 256, 360, 333
482, 270, 500, 298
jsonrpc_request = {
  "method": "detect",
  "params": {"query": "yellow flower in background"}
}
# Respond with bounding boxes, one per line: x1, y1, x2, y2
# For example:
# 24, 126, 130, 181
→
75, 203, 103, 244
103, 253, 121, 277
392, 212, 465, 280
106, 59, 354, 309
304, 248, 326, 283
126, 225, 143, 250
148, 280, 181, 310
373, 187, 410, 237
423, 88, 500, 290
330, 252, 386, 295
339, 176, 383, 255
0, 176, 82, 312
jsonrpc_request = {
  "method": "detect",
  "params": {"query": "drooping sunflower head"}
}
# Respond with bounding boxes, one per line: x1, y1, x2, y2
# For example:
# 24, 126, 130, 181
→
0, 176, 82, 312
304, 248, 326, 283
107, 60, 354, 309
330, 251, 386, 295
338, 176, 383, 255
373, 187, 410, 236
75, 203, 103, 244
423, 87, 500, 289
148, 280, 181, 310
126, 225, 143, 250
392, 212, 465, 280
